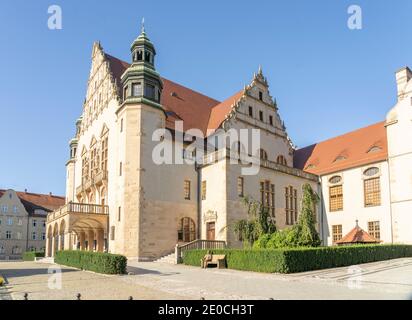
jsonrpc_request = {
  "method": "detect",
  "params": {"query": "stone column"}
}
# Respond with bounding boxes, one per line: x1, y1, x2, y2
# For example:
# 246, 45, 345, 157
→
88, 230, 94, 252
46, 235, 51, 257
97, 229, 105, 252
79, 232, 85, 251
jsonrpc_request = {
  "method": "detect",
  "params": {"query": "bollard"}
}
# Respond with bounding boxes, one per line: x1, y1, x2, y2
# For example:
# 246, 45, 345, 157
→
76, 293, 81, 300
23, 293, 28, 300
128, 296, 133, 300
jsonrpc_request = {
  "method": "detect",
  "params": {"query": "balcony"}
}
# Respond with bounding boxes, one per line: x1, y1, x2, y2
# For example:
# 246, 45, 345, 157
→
47, 202, 109, 223
76, 171, 108, 196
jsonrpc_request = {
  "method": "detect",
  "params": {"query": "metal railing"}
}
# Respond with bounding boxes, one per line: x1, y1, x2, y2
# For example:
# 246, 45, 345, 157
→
175, 239, 226, 264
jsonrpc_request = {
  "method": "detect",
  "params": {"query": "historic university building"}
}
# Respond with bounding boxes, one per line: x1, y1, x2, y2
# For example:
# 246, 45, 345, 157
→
45, 25, 412, 260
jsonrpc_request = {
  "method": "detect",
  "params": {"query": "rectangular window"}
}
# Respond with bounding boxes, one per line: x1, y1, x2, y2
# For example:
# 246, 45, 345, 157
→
285, 186, 298, 225
368, 221, 381, 240
269, 115, 273, 126
184, 180, 191, 200
110, 226, 115, 241
101, 136, 108, 172
364, 177, 381, 207
248, 106, 253, 117
329, 185, 343, 212
201, 181, 207, 200
259, 91, 263, 101
118, 207, 121, 222
259, 111, 263, 121
237, 177, 244, 197
13, 206, 18, 213
6, 231, 11, 239
145, 84, 155, 99
17, 232, 22, 240
32, 232, 37, 240
132, 82, 142, 96
2, 205, 8, 213
260, 181, 275, 217
42, 233, 46, 241
7, 218, 13, 226
332, 225, 343, 244
33, 219, 37, 227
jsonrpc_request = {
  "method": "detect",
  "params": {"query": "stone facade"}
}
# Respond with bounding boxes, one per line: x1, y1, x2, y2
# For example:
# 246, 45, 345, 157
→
47, 25, 412, 261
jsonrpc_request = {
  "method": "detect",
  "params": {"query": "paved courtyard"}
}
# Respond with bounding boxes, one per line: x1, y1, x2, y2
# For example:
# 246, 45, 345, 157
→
1, 258, 412, 300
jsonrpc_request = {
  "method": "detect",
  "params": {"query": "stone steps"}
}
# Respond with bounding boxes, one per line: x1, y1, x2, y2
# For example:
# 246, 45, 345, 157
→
154, 252, 176, 264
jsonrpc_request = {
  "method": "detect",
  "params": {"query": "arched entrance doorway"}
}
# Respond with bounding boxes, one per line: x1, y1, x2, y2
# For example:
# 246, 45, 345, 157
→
178, 217, 196, 243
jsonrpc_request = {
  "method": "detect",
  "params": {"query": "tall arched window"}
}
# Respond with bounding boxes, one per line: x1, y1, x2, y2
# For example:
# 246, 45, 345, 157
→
177, 217, 196, 243
259, 149, 268, 161
276, 155, 287, 166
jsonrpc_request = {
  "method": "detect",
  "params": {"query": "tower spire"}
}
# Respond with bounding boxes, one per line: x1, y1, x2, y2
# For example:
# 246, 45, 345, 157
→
141, 17, 145, 33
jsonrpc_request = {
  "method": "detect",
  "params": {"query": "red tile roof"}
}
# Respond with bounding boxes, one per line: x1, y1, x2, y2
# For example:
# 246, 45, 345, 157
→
0, 189, 65, 212
294, 122, 388, 175
105, 54, 220, 135
207, 90, 244, 133
336, 224, 380, 245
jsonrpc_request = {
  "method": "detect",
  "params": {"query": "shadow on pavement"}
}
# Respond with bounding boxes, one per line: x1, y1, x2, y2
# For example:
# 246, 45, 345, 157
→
0, 268, 77, 279
127, 266, 180, 276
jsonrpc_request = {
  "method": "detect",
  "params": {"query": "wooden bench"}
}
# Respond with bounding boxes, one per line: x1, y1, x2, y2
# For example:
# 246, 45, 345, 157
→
201, 254, 226, 269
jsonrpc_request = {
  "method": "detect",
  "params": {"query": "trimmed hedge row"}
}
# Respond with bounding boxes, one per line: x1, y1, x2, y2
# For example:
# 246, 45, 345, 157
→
55, 251, 127, 275
182, 245, 412, 273
22, 251, 45, 261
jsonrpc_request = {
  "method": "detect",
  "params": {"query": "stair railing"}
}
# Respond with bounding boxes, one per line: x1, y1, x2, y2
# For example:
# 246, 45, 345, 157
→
174, 239, 226, 264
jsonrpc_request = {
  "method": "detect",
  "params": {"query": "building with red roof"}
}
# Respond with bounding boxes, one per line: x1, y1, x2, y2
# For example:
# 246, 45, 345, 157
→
45, 24, 412, 260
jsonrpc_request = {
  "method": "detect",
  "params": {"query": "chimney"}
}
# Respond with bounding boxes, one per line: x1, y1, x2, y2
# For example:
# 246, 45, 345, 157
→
395, 66, 412, 101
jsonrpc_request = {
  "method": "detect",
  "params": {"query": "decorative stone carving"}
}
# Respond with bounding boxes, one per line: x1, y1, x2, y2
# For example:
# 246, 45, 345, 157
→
203, 210, 218, 223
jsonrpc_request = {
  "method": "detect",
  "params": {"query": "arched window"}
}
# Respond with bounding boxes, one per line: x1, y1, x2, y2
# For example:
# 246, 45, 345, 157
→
276, 155, 287, 166
364, 167, 379, 177
259, 149, 268, 161
329, 176, 342, 184
177, 217, 196, 243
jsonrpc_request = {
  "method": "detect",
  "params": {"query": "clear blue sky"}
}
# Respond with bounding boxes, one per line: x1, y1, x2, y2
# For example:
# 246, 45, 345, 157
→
0, 0, 411, 196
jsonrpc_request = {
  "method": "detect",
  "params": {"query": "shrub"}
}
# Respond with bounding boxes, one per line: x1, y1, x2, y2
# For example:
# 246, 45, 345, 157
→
54, 251, 127, 275
183, 245, 412, 274
22, 251, 45, 261
0, 276, 4, 286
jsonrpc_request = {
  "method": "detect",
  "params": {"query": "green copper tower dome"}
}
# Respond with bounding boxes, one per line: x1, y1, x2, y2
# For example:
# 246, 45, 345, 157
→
121, 19, 163, 108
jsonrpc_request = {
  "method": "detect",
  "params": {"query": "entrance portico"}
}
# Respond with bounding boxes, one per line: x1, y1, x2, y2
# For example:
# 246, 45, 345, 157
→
45, 202, 109, 257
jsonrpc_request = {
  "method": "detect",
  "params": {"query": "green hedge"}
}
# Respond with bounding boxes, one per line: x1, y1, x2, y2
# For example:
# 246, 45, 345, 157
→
22, 251, 45, 261
55, 251, 127, 275
182, 245, 412, 274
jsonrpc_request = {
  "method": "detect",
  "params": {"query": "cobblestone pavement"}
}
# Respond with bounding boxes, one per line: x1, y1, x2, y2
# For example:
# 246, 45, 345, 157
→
1, 258, 412, 300
0, 261, 186, 300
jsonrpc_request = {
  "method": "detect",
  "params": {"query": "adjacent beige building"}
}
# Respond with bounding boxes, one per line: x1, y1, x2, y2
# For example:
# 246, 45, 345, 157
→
46, 25, 412, 261
0, 189, 64, 259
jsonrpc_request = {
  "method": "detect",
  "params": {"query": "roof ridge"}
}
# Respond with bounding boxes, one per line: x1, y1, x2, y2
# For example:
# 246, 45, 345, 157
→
298, 121, 385, 151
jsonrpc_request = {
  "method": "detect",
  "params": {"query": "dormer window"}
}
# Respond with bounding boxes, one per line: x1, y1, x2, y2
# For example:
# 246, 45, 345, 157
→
259, 91, 263, 101
334, 155, 347, 163
368, 146, 382, 153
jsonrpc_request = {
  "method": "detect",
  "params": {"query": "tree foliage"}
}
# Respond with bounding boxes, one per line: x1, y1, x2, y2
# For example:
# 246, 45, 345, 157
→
233, 196, 276, 247
254, 183, 321, 249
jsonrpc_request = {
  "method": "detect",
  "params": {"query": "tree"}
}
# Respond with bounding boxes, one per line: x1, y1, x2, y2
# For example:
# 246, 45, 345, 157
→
233, 196, 276, 247
296, 183, 321, 247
